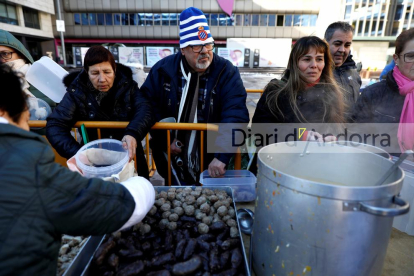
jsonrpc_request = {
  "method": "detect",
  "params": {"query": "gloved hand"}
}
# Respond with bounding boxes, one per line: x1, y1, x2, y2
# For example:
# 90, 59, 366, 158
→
117, 176, 155, 231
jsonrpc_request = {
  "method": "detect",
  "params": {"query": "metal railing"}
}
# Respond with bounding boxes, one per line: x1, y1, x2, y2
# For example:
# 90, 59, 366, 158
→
28, 121, 242, 186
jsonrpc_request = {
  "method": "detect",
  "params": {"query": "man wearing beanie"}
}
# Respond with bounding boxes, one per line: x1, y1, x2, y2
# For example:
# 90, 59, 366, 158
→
141, 7, 249, 185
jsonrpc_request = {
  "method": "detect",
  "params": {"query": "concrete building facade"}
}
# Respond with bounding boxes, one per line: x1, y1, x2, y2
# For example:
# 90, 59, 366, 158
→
0, 0, 55, 61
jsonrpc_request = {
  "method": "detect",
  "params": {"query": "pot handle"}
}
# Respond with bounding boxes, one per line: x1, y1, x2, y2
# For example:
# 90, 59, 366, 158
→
359, 196, 410, 217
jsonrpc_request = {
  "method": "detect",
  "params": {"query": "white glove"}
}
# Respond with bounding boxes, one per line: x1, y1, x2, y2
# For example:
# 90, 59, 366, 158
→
117, 176, 155, 231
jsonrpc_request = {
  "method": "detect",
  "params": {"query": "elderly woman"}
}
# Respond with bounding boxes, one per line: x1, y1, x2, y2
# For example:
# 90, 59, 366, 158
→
0, 29, 55, 109
252, 36, 346, 130
46, 46, 154, 179
352, 28, 414, 156
0, 64, 155, 275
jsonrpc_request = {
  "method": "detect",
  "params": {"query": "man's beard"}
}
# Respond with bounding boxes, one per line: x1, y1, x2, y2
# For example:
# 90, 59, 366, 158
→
196, 54, 211, 70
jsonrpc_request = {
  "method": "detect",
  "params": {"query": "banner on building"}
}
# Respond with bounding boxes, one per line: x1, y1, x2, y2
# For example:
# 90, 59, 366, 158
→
119, 47, 144, 65
146, 47, 174, 67
217, 48, 244, 67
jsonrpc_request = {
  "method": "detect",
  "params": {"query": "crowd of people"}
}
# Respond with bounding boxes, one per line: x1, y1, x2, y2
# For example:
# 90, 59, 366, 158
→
1, 5, 413, 275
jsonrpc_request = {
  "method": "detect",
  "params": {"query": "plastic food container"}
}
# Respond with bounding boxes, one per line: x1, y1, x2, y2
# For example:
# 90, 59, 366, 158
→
28, 98, 51, 120
75, 139, 128, 178
26, 56, 68, 103
199, 170, 257, 202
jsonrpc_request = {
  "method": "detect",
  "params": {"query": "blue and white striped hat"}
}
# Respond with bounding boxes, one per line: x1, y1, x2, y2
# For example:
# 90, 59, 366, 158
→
179, 7, 214, 48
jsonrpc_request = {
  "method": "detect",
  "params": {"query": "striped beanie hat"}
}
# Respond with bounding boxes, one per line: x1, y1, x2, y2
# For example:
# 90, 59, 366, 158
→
179, 7, 214, 48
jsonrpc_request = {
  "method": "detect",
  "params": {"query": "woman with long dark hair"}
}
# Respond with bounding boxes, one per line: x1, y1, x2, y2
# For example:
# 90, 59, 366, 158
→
253, 36, 346, 126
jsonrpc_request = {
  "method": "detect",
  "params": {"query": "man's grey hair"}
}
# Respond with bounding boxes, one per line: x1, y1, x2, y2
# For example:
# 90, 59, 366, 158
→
324, 22, 355, 41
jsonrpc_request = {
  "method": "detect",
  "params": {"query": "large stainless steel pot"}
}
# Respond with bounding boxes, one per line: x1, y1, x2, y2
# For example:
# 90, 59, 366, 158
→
252, 142, 409, 276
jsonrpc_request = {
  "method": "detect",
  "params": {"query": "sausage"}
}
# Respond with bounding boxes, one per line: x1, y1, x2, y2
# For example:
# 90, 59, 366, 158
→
116, 260, 145, 276
209, 221, 227, 233
151, 252, 175, 267
94, 238, 116, 266
183, 238, 197, 261
172, 256, 203, 275
220, 239, 240, 251
209, 248, 221, 273
230, 248, 242, 269
175, 239, 187, 259
197, 234, 216, 242
146, 270, 171, 276
220, 250, 231, 268
197, 240, 211, 252
107, 253, 119, 268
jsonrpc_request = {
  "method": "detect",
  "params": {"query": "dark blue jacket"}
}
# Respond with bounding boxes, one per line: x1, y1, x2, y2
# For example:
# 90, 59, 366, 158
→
141, 52, 249, 165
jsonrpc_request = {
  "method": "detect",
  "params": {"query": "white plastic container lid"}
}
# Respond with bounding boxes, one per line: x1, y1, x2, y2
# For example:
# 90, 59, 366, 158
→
26, 56, 68, 103
75, 139, 128, 178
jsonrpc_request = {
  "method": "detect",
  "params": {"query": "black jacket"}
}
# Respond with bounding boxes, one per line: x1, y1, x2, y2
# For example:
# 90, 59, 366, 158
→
352, 70, 404, 123
334, 55, 362, 105
46, 64, 154, 178
352, 70, 405, 155
141, 53, 249, 174
0, 123, 135, 276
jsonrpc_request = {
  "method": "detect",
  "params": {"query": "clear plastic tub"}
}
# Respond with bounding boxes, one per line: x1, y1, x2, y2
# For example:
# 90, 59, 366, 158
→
199, 170, 257, 202
28, 98, 52, 120
75, 139, 128, 178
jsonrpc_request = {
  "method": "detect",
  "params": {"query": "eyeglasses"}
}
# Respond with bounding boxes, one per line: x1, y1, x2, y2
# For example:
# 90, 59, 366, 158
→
189, 43, 215, 53
0, 51, 15, 60
399, 52, 414, 63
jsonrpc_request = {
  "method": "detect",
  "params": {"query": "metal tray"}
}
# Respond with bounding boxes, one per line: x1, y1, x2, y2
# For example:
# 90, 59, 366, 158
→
63, 186, 251, 276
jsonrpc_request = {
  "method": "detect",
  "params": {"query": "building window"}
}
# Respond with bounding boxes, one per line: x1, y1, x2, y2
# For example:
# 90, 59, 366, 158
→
211, 14, 218, 26
285, 15, 293, 26
23, 7, 40, 29
154, 13, 161, 25
105, 13, 113, 25
260, 14, 268, 26
235, 14, 242, 26
310, 15, 317, 26
251, 14, 259, 26
219, 14, 227, 26
143, 13, 152, 26
170, 14, 178, 26
130, 13, 138, 25
228, 15, 234, 26
0, 2, 17, 25
345, 5, 352, 20
137, 13, 144, 25
301, 15, 310, 27
121, 14, 128, 25
88, 13, 97, 25
162, 13, 169, 26
114, 14, 121, 25
97, 13, 104, 25
204, 13, 210, 25
276, 15, 283, 26
268, 15, 276, 26
74, 13, 81, 25
244, 14, 251, 26
81, 13, 88, 25
293, 15, 301, 26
